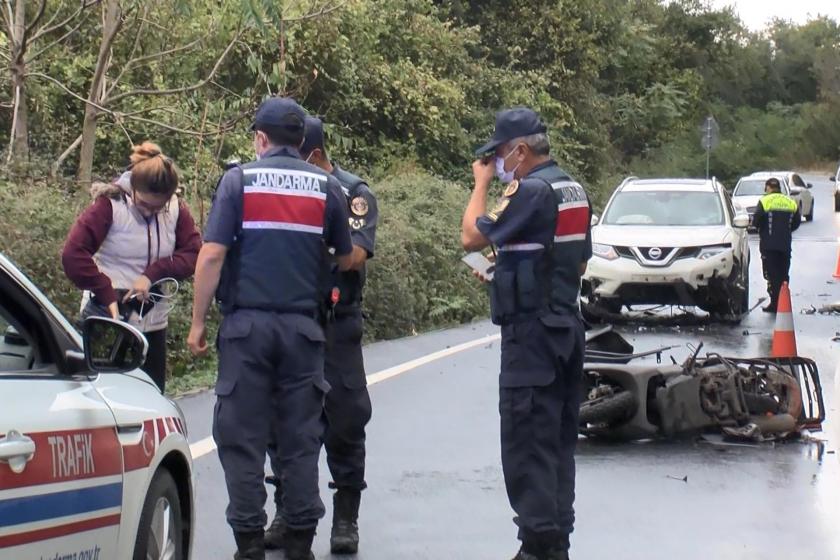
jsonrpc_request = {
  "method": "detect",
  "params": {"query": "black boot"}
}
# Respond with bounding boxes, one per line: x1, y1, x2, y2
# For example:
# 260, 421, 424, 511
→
547, 548, 570, 560
330, 488, 361, 554
264, 514, 286, 550
284, 527, 316, 560
264, 475, 286, 549
233, 530, 265, 560
511, 548, 541, 560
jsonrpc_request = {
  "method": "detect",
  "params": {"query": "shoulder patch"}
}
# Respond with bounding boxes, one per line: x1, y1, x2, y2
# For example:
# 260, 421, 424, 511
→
487, 197, 510, 222
350, 196, 369, 217
503, 180, 519, 197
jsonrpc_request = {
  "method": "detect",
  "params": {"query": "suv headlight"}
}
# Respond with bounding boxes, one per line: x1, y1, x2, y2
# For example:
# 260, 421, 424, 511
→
592, 243, 619, 260
697, 244, 732, 260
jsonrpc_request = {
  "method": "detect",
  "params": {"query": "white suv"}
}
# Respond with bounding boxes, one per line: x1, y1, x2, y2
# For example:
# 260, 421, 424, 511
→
582, 178, 750, 319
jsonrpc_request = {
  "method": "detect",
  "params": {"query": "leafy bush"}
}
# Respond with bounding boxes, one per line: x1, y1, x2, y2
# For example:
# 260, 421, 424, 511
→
363, 165, 487, 340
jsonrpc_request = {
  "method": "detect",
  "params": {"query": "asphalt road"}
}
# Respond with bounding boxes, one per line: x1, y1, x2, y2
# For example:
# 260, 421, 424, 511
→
179, 175, 840, 560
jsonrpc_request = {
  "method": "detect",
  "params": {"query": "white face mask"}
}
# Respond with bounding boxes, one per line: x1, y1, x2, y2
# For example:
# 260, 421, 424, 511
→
495, 145, 521, 184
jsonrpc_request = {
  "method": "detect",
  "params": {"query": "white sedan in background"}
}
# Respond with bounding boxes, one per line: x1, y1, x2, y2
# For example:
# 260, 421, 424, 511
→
733, 171, 814, 223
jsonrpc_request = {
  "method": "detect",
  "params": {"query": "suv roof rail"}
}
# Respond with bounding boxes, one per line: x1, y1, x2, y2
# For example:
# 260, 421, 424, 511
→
618, 176, 639, 190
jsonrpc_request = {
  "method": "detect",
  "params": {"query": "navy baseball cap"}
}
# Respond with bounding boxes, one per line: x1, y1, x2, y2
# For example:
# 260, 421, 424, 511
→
250, 97, 306, 132
475, 107, 548, 155
301, 116, 326, 154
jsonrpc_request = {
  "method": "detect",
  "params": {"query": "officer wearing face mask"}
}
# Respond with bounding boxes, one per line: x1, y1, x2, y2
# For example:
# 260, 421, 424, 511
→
461, 107, 592, 560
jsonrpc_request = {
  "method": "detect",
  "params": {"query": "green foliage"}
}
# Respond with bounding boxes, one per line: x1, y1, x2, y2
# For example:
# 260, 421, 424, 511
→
0, 181, 85, 316
363, 165, 487, 340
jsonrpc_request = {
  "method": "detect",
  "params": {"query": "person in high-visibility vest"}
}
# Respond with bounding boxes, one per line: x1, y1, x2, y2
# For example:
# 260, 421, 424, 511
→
753, 177, 801, 313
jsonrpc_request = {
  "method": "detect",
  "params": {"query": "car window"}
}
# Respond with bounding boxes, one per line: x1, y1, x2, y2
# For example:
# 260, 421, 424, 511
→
733, 180, 764, 196
603, 191, 724, 226
0, 304, 36, 371
792, 174, 806, 187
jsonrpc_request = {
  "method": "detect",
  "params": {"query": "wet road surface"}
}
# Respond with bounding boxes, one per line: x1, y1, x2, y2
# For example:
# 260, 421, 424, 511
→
179, 175, 840, 559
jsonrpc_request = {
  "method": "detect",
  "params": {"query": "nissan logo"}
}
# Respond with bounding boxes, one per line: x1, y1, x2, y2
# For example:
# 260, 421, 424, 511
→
648, 247, 663, 260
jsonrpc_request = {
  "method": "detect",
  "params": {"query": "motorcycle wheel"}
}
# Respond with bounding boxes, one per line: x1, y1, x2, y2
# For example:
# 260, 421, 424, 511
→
579, 390, 637, 426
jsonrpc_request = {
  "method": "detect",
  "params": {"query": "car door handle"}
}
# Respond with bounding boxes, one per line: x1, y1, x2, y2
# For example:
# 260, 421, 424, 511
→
0, 430, 36, 474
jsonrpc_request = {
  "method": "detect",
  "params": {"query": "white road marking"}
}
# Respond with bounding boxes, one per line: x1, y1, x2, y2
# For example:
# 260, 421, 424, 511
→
188, 332, 501, 459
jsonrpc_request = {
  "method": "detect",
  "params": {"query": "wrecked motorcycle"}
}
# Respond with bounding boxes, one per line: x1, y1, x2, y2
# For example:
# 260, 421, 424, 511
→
579, 343, 825, 441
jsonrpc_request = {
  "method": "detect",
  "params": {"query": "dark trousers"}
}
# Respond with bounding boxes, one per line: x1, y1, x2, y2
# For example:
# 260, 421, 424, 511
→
499, 317, 585, 554
761, 250, 791, 309
141, 328, 167, 392
213, 310, 328, 532
270, 311, 372, 508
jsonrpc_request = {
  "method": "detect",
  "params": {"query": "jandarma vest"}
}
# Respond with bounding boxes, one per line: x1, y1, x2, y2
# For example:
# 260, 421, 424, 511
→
490, 164, 591, 325
218, 154, 333, 314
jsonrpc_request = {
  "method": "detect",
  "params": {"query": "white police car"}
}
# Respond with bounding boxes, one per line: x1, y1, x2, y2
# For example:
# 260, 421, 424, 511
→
0, 253, 194, 559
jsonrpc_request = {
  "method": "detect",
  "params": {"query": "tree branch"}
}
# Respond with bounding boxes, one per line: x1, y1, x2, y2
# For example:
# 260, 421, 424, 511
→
107, 29, 242, 104
284, 1, 346, 22
104, 7, 146, 98
26, 71, 114, 115
1, 3, 13, 39
128, 38, 202, 68
22, 0, 48, 43
51, 133, 83, 178
118, 113, 225, 137
26, 18, 86, 63
29, 0, 100, 44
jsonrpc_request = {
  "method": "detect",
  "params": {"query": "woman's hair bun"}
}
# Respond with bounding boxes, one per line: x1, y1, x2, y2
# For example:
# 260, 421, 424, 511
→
130, 141, 163, 165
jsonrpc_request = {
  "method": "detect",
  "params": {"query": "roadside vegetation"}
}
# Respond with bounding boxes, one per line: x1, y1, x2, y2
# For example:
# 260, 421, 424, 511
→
1, 0, 838, 393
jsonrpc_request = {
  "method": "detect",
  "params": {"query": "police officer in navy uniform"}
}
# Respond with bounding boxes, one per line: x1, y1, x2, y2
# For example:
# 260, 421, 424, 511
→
752, 177, 800, 313
265, 116, 378, 554
188, 97, 354, 560
461, 108, 592, 560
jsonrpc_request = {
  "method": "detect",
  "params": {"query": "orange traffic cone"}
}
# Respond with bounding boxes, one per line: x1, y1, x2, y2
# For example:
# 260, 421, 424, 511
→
834, 246, 840, 278
771, 282, 797, 358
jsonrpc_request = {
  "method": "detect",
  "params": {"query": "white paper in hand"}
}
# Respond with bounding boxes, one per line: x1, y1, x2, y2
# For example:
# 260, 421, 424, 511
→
461, 252, 495, 281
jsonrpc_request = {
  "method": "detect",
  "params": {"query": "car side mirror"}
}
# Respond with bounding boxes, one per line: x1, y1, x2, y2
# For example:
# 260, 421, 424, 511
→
831, 177, 836, 182
806, 183, 812, 188
590, 214, 600, 226
733, 214, 750, 228
82, 317, 147, 374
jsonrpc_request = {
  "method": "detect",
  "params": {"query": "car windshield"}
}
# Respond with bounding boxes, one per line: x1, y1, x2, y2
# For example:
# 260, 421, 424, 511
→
733, 180, 766, 196
603, 190, 724, 226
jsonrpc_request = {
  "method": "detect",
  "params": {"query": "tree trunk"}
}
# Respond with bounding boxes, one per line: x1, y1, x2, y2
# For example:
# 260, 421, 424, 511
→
77, 0, 122, 187
8, 66, 29, 167
7, 0, 29, 167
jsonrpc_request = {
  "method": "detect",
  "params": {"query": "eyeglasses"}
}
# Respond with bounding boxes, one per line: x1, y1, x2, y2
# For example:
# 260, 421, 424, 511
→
132, 193, 168, 214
